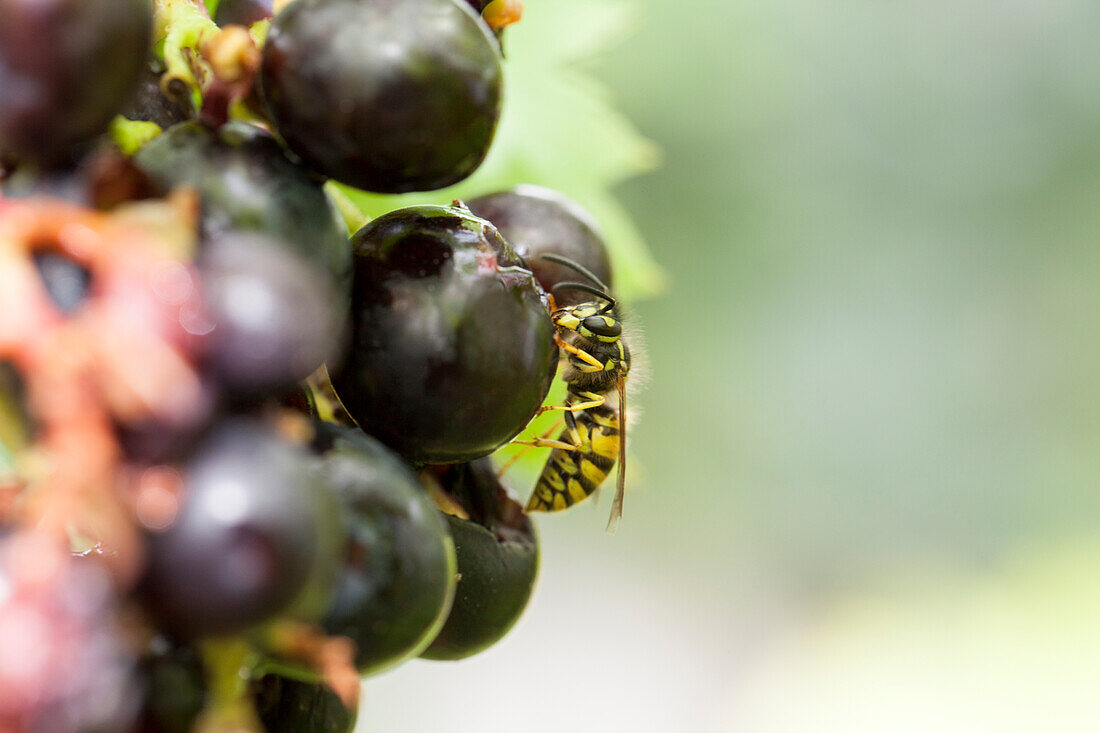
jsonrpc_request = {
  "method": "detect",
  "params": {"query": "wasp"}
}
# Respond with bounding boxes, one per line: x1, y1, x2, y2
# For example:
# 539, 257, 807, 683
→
516, 254, 630, 532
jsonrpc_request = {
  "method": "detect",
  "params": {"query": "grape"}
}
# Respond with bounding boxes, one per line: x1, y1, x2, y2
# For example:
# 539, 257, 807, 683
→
120, 61, 194, 129
140, 418, 334, 638
419, 458, 538, 660
252, 673, 356, 733
311, 423, 456, 675
259, 0, 502, 193
0, 0, 152, 165
198, 231, 346, 397
0, 0, 639, 718
0, 533, 137, 732
134, 120, 351, 295
214, 0, 273, 27
330, 204, 558, 464
467, 185, 614, 306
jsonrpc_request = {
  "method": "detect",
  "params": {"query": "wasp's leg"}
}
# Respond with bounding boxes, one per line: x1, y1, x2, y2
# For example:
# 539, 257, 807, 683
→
498, 418, 566, 477
511, 436, 580, 452
512, 413, 589, 454
536, 394, 605, 415
554, 333, 604, 370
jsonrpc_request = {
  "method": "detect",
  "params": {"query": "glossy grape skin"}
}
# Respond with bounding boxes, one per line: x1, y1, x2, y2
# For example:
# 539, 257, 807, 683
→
120, 61, 193, 129
252, 674, 355, 733
419, 459, 538, 660
199, 232, 345, 397
467, 185, 614, 307
330, 205, 558, 464
140, 419, 326, 639
214, 0, 273, 27
310, 424, 456, 675
260, 0, 502, 193
134, 121, 350, 295
0, 0, 152, 165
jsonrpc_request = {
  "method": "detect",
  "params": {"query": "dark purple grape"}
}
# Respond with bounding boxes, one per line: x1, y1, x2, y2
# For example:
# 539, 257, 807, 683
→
419, 458, 538, 660
0, 533, 137, 732
252, 674, 356, 733
140, 418, 330, 638
259, 0, 502, 193
199, 232, 345, 396
120, 61, 193, 128
134, 120, 350, 296
0, 0, 152, 165
310, 424, 455, 675
467, 185, 613, 307
330, 205, 558, 464
214, 0, 272, 26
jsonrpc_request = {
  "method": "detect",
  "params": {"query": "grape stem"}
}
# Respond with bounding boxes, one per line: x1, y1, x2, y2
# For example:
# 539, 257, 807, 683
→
154, 0, 264, 126
196, 638, 264, 733
198, 25, 262, 127
257, 622, 361, 711
154, 0, 219, 106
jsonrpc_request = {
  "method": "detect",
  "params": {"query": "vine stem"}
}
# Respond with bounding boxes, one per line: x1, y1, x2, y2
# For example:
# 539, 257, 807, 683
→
154, 0, 219, 106
196, 638, 264, 733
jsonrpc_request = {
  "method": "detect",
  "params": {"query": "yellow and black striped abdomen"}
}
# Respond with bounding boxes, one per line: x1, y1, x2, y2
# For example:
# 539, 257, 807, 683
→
526, 401, 620, 513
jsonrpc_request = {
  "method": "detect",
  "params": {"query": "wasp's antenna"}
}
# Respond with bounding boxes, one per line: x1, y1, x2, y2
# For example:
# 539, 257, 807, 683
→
540, 254, 611, 294
552, 281, 616, 308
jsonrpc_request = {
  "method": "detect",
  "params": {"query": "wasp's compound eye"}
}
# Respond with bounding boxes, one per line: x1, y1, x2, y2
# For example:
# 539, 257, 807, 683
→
582, 315, 621, 339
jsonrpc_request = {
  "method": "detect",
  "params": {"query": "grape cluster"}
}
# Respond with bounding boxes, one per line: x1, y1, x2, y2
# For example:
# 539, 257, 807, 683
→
0, 0, 623, 730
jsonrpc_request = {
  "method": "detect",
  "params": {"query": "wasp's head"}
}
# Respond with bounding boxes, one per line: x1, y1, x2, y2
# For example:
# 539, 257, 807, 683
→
554, 303, 622, 343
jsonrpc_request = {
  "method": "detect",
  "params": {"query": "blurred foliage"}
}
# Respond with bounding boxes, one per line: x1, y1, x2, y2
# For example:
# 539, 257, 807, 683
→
723, 539, 1100, 730
335, 0, 665, 300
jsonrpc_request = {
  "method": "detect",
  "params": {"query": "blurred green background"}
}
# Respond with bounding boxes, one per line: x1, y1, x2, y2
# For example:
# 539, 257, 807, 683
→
364, 0, 1100, 729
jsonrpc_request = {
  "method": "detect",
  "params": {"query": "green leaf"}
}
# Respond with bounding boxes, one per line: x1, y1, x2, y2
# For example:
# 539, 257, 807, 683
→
335, 0, 664, 300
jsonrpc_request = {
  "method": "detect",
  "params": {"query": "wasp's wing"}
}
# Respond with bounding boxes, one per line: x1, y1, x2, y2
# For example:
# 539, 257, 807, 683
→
606, 374, 627, 533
